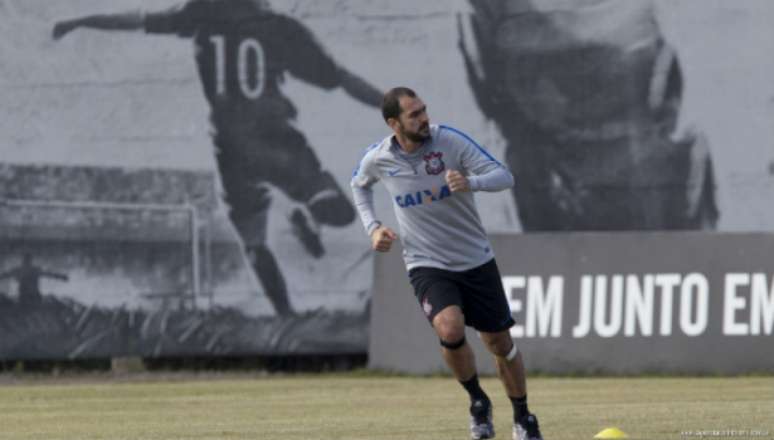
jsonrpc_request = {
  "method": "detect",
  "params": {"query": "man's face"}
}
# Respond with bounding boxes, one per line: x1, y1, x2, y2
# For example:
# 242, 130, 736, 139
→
394, 96, 430, 143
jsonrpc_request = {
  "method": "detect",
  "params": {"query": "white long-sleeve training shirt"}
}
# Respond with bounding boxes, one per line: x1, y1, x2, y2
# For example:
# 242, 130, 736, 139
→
351, 124, 514, 271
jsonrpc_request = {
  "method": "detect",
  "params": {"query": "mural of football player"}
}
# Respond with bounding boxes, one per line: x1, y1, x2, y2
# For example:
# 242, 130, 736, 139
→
52, 0, 383, 316
459, 0, 718, 231
0, 254, 69, 307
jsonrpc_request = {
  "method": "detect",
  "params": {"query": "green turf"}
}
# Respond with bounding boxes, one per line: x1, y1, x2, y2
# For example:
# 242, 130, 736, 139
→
0, 374, 771, 439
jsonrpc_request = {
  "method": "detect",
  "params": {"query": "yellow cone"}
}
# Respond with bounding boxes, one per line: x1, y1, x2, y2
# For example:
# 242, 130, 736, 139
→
594, 427, 629, 439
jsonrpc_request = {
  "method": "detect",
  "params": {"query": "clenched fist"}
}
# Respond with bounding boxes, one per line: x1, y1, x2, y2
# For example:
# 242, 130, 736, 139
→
371, 225, 398, 252
445, 169, 470, 192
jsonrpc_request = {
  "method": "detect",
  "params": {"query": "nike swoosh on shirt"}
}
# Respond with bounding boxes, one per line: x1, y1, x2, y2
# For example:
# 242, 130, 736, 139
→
387, 169, 400, 176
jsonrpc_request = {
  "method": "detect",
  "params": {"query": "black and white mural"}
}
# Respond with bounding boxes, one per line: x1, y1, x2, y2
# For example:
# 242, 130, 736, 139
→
1, 0, 773, 359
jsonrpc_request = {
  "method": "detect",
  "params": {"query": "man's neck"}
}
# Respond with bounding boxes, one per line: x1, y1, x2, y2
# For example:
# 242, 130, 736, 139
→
394, 134, 424, 154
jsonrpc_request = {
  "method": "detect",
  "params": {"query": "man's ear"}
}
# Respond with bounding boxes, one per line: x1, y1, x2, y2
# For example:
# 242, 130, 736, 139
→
386, 117, 400, 132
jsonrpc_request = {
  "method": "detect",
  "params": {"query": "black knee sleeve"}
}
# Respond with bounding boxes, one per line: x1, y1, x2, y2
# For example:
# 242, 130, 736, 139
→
439, 336, 466, 350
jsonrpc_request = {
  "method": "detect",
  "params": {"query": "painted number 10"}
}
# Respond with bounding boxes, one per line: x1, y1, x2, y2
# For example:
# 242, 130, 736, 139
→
209, 34, 265, 99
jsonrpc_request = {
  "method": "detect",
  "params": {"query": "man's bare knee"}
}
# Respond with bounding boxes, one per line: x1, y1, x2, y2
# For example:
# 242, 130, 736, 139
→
433, 307, 465, 343
480, 331, 516, 358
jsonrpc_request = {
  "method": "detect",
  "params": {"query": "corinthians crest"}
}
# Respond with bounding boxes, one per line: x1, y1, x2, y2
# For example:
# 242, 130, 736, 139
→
423, 151, 445, 175
422, 296, 433, 317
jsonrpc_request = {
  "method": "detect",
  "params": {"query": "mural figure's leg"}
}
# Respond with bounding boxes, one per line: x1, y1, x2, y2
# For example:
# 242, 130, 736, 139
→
247, 244, 294, 317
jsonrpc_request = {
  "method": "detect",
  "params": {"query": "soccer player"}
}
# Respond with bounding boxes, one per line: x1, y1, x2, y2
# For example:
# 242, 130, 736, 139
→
458, 0, 718, 231
351, 87, 543, 440
52, 0, 383, 316
0, 254, 69, 307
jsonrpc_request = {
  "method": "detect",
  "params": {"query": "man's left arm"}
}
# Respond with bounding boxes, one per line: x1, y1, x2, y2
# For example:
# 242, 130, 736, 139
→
283, 17, 382, 108
448, 130, 514, 193
53, 3, 197, 40
337, 68, 383, 108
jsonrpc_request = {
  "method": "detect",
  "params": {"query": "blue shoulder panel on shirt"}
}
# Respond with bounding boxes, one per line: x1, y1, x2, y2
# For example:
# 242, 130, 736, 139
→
439, 125, 501, 165
352, 142, 380, 177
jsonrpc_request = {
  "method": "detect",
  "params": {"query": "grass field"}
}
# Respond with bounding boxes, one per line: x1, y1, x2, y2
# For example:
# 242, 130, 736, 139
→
0, 373, 771, 440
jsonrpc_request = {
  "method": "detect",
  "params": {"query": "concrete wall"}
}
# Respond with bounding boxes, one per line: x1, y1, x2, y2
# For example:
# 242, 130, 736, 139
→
369, 233, 774, 374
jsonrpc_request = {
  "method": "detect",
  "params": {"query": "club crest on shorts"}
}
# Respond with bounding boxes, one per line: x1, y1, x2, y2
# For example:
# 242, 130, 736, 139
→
423, 152, 445, 175
422, 296, 433, 317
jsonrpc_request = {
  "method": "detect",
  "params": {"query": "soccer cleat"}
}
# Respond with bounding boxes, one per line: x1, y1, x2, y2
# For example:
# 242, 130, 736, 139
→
513, 413, 543, 440
469, 399, 495, 440
289, 207, 325, 258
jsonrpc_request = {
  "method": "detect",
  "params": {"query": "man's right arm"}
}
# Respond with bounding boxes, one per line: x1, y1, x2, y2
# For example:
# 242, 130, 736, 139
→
351, 148, 382, 236
52, 11, 145, 39
52, 3, 191, 40
350, 147, 398, 252
352, 183, 397, 252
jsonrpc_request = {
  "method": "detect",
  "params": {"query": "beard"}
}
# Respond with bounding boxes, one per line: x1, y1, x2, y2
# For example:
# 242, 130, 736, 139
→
401, 122, 430, 143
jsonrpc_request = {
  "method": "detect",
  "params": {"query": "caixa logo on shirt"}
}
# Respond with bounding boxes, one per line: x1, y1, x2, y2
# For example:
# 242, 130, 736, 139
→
395, 185, 451, 208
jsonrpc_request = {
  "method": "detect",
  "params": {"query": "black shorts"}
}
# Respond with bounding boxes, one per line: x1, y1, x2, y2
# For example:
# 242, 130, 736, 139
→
408, 259, 515, 333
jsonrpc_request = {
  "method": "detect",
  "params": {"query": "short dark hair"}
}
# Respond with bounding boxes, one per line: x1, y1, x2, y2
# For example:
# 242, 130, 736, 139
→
382, 87, 417, 122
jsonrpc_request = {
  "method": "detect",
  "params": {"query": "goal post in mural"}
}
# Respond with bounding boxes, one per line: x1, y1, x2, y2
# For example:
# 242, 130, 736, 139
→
0, 198, 207, 309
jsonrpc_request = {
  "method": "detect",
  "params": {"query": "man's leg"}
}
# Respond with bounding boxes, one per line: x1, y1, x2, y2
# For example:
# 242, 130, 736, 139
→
225, 185, 296, 317
432, 305, 476, 381
267, 127, 354, 226
410, 268, 494, 438
432, 306, 494, 440
262, 126, 355, 257
479, 331, 542, 440
304, 171, 356, 227
246, 244, 294, 317
213, 130, 297, 315
286, 170, 355, 258
479, 330, 527, 402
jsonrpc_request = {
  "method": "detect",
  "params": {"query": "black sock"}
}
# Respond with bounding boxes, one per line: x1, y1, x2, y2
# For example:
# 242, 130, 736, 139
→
510, 395, 529, 422
460, 374, 489, 404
